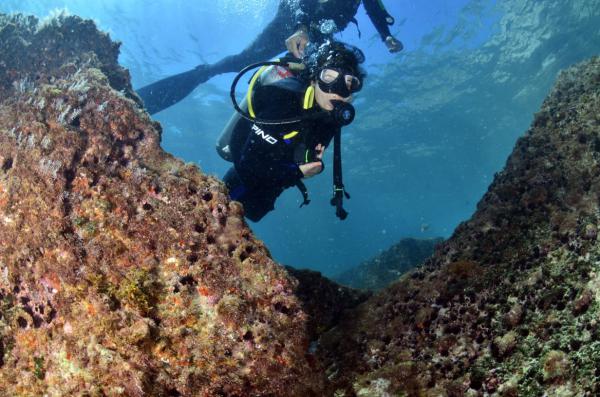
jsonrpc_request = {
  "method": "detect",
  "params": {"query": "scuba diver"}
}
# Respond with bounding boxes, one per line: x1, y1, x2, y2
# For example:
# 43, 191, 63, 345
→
137, 0, 400, 115
220, 41, 365, 222
285, 0, 402, 58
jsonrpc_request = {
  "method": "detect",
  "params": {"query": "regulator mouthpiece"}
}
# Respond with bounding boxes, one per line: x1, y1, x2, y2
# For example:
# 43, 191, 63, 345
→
331, 101, 355, 126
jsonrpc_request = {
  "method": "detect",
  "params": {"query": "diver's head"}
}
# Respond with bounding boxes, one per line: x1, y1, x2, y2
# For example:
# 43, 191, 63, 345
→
305, 41, 366, 119
312, 69, 359, 112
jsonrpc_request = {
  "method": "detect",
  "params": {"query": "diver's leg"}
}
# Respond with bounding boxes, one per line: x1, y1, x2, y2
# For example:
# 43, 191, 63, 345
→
240, 189, 280, 222
223, 168, 281, 222
210, 6, 295, 75
137, 5, 294, 115
137, 65, 212, 115
223, 167, 246, 199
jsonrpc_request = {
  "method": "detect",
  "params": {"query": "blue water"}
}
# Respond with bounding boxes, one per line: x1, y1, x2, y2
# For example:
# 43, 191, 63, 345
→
2, 0, 599, 277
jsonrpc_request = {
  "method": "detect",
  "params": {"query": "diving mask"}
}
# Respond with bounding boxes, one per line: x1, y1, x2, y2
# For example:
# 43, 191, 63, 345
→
318, 68, 362, 98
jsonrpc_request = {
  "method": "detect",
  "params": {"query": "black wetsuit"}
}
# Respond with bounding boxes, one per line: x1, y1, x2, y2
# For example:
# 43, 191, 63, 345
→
137, 0, 395, 114
223, 77, 339, 222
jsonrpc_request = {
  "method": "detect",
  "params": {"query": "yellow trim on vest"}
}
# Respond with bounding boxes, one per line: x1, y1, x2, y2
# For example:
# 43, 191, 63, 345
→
283, 131, 299, 140
303, 86, 315, 109
247, 65, 269, 118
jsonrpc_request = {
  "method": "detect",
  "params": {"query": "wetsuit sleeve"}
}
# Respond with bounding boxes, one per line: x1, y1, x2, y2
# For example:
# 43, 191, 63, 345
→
363, 0, 393, 40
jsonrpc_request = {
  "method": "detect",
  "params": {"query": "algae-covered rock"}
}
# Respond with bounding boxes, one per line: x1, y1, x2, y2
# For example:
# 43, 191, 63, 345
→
0, 13, 324, 396
286, 267, 371, 340
542, 350, 570, 383
318, 56, 600, 395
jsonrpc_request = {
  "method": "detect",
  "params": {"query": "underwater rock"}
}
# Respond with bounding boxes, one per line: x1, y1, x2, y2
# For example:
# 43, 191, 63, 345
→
333, 237, 443, 291
0, 13, 323, 396
286, 266, 371, 341
0, 13, 139, 106
318, 56, 600, 395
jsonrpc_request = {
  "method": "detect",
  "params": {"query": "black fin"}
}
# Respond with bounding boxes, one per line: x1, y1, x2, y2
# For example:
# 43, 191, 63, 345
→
136, 64, 212, 115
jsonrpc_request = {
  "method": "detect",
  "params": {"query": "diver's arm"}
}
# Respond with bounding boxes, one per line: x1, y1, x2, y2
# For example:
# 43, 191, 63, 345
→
138, 1, 299, 115
299, 144, 325, 178
363, 0, 403, 52
293, 0, 317, 31
286, 26, 309, 58
285, 0, 317, 57
363, 0, 393, 40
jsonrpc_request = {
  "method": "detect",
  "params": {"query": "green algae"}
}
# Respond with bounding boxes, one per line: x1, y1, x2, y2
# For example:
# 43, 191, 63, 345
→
33, 356, 45, 380
111, 268, 157, 314
96, 198, 113, 212
72, 216, 98, 237
42, 86, 64, 97
87, 268, 159, 315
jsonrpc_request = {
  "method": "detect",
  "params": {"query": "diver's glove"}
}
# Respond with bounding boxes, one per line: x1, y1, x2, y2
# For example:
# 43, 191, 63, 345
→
385, 36, 403, 53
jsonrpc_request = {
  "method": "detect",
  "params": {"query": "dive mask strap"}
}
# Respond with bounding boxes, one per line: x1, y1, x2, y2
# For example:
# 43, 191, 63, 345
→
330, 129, 350, 220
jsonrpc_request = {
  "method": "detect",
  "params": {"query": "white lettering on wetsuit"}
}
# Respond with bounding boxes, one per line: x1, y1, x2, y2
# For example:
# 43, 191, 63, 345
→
252, 124, 278, 145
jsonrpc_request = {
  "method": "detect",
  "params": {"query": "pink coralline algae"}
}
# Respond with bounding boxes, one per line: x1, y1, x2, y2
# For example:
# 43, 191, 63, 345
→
0, 13, 325, 396
318, 57, 600, 396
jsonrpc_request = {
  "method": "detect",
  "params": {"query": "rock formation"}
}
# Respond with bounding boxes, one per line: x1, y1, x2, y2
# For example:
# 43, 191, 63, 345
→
286, 267, 371, 340
333, 238, 443, 291
0, 13, 326, 396
4, 10, 600, 397
319, 56, 600, 396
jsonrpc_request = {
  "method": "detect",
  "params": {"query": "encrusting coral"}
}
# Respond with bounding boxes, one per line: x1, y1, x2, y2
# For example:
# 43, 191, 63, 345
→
0, 13, 327, 396
319, 56, 600, 396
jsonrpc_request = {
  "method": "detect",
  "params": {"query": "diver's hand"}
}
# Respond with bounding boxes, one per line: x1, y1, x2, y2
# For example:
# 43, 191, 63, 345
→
385, 35, 403, 53
299, 144, 325, 178
285, 28, 309, 59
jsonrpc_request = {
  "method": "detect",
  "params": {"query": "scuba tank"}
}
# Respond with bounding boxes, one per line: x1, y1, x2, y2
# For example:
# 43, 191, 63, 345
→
216, 98, 246, 162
